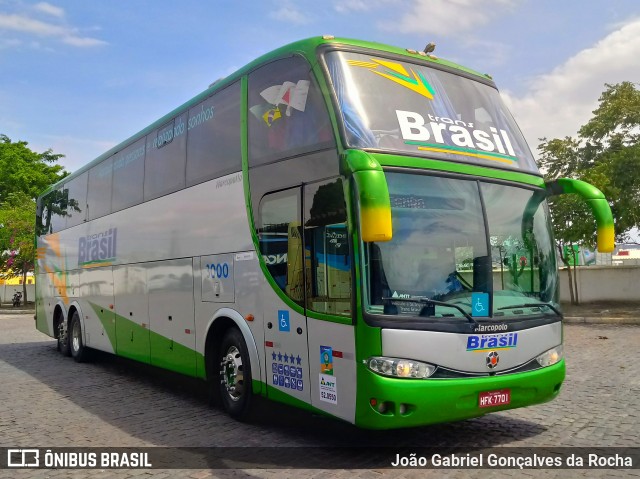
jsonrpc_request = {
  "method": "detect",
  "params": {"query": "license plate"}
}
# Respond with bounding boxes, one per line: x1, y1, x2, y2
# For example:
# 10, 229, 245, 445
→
479, 389, 511, 408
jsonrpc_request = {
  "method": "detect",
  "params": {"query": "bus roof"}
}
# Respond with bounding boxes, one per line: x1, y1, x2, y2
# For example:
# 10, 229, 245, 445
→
42, 36, 492, 195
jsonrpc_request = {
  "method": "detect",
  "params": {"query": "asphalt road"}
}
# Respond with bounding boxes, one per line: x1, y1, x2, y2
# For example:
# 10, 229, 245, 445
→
0, 312, 638, 478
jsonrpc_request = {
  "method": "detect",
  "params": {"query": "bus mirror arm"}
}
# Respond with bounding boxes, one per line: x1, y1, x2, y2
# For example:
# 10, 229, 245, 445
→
545, 178, 615, 253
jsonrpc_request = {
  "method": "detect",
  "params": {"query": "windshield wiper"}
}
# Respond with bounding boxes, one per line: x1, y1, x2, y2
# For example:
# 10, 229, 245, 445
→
498, 302, 563, 317
382, 296, 478, 326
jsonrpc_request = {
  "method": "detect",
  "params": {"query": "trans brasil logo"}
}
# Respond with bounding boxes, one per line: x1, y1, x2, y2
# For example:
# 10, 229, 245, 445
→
348, 58, 520, 167
78, 228, 117, 268
347, 58, 435, 100
467, 332, 518, 352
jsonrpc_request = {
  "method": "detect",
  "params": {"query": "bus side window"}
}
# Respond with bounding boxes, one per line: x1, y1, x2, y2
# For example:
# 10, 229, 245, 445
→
303, 179, 351, 316
248, 55, 334, 167
186, 81, 241, 187
36, 193, 53, 236
43, 188, 68, 234
112, 138, 145, 212
65, 171, 88, 228
87, 156, 113, 220
257, 188, 304, 305
144, 113, 187, 201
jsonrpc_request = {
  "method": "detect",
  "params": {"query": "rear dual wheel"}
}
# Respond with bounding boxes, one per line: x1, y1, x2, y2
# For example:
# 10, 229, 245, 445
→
69, 311, 89, 363
57, 317, 71, 357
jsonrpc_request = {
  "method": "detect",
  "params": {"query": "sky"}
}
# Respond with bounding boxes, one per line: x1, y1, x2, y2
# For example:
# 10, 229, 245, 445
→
0, 0, 639, 176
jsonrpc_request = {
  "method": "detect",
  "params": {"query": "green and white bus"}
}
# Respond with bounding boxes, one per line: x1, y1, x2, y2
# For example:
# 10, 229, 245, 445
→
35, 36, 614, 429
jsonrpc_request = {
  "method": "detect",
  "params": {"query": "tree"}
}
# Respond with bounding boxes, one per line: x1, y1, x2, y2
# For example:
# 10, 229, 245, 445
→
0, 193, 36, 303
538, 82, 640, 304
0, 135, 67, 304
0, 134, 66, 202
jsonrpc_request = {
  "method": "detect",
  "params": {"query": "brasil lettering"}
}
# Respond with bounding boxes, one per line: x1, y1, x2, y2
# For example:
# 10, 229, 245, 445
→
467, 332, 518, 352
78, 228, 117, 267
396, 110, 518, 165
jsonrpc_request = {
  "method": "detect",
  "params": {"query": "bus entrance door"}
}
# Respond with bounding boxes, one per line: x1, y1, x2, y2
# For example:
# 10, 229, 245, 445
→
259, 186, 311, 404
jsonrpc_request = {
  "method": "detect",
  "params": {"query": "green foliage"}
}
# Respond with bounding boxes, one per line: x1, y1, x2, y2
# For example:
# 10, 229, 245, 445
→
0, 134, 67, 202
547, 194, 595, 250
0, 135, 67, 300
537, 136, 583, 179
0, 192, 36, 278
538, 82, 640, 304
538, 82, 640, 244
579, 82, 640, 145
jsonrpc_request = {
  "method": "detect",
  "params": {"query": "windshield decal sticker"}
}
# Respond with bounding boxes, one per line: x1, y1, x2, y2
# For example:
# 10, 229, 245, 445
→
396, 110, 518, 165
471, 292, 489, 317
250, 80, 311, 127
345, 56, 522, 165
250, 104, 281, 127
348, 58, 434, 100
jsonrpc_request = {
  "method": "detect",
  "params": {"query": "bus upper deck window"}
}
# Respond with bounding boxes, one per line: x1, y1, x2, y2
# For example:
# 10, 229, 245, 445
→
248, 56, 334, 167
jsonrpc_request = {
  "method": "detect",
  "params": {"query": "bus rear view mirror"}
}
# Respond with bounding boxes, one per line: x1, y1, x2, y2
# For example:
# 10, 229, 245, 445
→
545, 178, 615, 253
342, 150, 393, 243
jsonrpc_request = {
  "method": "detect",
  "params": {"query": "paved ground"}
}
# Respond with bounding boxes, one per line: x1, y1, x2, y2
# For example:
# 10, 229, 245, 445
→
0, 310, 638, 478
561, 301, 640, 325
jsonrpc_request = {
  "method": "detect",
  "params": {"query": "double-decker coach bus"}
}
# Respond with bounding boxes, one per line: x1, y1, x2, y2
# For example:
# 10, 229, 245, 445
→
35, 36, 614, 429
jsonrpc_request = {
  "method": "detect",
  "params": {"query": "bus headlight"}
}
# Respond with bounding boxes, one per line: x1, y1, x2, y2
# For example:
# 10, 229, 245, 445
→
536, 345, 563, 367
367, 357, 436, 379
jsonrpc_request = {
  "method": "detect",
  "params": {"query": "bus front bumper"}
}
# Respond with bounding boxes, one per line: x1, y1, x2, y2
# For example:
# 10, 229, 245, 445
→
355, 359, 565, 429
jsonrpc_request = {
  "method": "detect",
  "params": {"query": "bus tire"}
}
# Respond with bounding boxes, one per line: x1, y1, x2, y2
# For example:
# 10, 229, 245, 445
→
57, 316, 71, 357
69, 311, 89, 363
218, 327, 252, 420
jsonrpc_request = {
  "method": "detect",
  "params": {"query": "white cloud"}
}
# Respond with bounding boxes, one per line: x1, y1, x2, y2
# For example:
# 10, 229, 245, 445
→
36, 135, 116, 173
268, 3, 311, 25
503, 18, 640, 154
0, 11, 106, 47
333, 0, 398, 14
380, 0, 519, 36
33, 2, 65, 18
0, 37, 21, 49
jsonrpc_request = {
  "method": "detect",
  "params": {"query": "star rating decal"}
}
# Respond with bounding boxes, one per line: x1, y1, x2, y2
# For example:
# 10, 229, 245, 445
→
270, 351, 305, 392
271, 351, 303, 366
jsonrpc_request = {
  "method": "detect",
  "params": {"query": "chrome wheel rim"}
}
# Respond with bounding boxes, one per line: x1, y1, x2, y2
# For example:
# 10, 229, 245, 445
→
220, 346, 244, 401
71, 320, 81, 353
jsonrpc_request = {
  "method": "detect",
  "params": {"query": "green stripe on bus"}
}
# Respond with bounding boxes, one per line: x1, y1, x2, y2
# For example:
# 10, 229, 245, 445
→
89, 302, 201, 378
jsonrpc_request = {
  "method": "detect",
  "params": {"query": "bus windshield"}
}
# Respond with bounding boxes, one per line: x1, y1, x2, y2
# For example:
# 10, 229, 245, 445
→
364, 172, 559, 321
325, 51, 538, 173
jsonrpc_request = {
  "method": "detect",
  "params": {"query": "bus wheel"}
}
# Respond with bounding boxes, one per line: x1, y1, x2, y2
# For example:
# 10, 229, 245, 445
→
57, 318, 71, 357
218, 328, 252, 419
69, 311, 89, 363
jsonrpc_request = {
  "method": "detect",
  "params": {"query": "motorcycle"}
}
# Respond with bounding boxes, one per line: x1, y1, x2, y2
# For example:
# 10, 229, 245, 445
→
12, 292, 22, 307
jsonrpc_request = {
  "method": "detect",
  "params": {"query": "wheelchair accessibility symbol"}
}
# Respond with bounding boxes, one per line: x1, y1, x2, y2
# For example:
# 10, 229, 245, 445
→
471, 293, 489, 317
278, 310, 290, 332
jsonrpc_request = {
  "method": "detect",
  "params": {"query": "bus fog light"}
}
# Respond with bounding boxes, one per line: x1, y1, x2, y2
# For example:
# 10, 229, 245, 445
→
536, 345, 563, 367
367, 357, 435, 378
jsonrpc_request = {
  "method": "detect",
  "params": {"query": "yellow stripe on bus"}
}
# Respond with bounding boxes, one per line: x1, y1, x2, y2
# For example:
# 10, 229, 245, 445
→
417, 146, 515, 165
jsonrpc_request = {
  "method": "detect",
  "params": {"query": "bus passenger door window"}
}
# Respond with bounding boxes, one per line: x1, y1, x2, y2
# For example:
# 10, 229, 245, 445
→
258, 187, 311, 403
303, 179, 351, 316
258, 188, 304, 304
